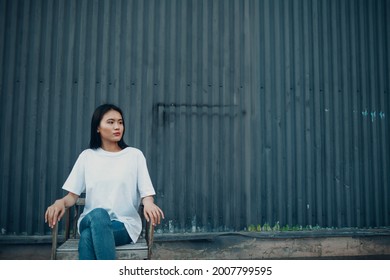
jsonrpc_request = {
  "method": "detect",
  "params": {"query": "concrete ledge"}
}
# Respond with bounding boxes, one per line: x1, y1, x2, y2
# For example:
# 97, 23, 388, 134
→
0, 235, 53, 244
151, 228, 390, 259
152, 234, 390, 259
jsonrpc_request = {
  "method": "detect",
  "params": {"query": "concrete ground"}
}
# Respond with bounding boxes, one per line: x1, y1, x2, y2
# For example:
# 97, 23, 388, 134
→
152, 233, 390, 260
1, 228, 390, 260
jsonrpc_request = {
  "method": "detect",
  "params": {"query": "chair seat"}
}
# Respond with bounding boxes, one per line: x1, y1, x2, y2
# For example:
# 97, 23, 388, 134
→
56, 237, 148, 260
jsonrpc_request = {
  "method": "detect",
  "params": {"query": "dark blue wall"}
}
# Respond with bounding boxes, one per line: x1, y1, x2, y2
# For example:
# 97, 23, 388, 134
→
0, 0, 389, 237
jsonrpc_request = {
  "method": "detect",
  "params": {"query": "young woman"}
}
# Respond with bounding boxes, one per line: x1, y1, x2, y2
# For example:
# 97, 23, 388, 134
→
45, 103, 164, 260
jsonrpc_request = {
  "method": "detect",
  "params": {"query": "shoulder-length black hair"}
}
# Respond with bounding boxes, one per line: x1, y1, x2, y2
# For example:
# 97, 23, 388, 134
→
89, 103, 129, 149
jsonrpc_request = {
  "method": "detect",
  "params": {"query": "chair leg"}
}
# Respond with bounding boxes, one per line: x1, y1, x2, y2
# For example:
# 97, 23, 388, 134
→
51, 223, 58, 260
147, 222, 155, 259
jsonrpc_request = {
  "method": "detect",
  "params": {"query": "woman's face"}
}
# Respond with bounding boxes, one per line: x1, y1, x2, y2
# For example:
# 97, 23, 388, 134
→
97, 109, 124, 145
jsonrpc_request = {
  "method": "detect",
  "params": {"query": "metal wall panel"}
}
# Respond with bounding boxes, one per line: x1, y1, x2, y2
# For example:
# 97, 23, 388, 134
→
0, 0, 389, 237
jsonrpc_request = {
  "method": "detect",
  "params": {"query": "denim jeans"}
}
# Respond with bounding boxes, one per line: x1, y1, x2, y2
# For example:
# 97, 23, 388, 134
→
78, 208, 132, 260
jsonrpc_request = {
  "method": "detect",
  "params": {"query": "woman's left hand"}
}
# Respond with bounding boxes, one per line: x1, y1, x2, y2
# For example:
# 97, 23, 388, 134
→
142, 196, 165, 226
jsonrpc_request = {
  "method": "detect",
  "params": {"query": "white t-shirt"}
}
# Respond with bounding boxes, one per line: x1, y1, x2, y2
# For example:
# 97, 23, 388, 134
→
62, 147, 156, 243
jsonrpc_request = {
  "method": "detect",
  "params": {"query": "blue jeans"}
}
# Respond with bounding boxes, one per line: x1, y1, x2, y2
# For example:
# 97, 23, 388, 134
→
78, 208, 132, 260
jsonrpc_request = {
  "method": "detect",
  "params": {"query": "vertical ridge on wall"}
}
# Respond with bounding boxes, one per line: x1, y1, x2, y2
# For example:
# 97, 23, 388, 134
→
350, 0, 362, 228
382, 0, 390, 227
0, 0, 389, 236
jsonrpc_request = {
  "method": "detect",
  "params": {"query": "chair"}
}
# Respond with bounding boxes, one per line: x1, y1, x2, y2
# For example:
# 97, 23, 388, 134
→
50, 197, 154, 260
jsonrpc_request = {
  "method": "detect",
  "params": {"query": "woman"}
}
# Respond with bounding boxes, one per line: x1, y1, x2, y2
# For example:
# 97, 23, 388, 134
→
45, 103, 164, 260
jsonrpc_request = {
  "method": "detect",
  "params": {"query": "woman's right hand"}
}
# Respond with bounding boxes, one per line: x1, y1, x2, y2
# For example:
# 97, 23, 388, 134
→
45, 192, 79, 228
45, 199, 66, 228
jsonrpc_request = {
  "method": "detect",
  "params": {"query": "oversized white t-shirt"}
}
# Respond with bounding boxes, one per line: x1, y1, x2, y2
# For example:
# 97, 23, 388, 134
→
62, 147, 156, 243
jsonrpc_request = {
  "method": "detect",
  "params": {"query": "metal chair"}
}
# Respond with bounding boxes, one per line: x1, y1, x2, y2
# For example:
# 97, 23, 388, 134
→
50, 197, 154, 260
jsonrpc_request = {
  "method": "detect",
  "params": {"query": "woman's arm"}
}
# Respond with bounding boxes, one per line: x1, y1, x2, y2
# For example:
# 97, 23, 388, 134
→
142, 196, 165, 226
45, 192, 79, 228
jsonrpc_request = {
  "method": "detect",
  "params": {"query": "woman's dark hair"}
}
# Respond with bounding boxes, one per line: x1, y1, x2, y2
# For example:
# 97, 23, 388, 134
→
89, 103, 129, 149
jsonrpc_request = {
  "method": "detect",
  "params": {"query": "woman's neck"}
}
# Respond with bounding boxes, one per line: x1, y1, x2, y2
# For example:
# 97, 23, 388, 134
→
100, 142, 122, 152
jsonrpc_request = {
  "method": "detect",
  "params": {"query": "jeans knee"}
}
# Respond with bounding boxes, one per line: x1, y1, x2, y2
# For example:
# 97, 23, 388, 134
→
89, 208, 110, 220
87, 208, 111, 227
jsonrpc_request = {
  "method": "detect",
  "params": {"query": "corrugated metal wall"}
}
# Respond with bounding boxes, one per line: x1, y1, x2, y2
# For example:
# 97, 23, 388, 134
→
0, 0, 389, 237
